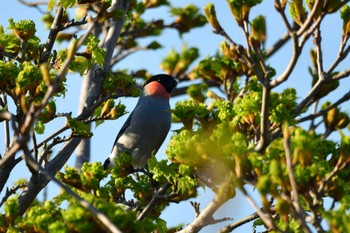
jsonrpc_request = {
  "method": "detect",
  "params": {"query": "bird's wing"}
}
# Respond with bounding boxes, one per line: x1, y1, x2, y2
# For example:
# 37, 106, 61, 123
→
112, 111, 134, 149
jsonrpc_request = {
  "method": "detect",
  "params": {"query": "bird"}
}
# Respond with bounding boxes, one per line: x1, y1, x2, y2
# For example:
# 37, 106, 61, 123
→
103, 74, 178, 169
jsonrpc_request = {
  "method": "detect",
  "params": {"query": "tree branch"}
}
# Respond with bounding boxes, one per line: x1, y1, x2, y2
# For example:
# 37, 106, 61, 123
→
297, 90, 350, 123
75, 0, 130, 169
282, 125, 312, 233
103, 0, 129, 72
40, 7, 64, 63
17, 9, 108, 214
0, 183, 27, 208
218, 211, 259, 233
255, 82, 270, 152
265, 31, 291, 58
20, 142, 123, 233
137, 182, 171, 221
270, 30, 300, 87
327, 37, 350, 75
176, 194, 229, 233
238, 186, 275, 230
296, 0, 321, 36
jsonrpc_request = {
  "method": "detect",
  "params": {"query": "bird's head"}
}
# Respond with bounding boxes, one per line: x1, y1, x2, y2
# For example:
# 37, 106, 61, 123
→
143, 74, 178, 99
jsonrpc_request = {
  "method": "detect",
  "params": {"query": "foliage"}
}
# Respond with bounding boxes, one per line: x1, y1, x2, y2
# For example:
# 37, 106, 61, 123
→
1, 0, 350, 233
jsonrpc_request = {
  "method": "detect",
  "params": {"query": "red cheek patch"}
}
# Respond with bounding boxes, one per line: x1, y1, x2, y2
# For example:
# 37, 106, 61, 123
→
145, 82, 170, 99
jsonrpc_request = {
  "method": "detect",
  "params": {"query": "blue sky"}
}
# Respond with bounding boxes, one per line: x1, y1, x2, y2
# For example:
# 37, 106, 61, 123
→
1, 1, 350, 232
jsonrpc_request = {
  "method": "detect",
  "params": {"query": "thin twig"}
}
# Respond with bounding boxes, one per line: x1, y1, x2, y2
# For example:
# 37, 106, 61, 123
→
299, 14, 324, 47
0, 183, 27, 208
17, 0, 47, 7
274, 0, 293, 32
218, 212, 259, 233
270, 31, 300, 87
176, 194, 230, 233
332, 67, 350, 80
58, 17, 88, 31
238, 186, 275, 230
265, 31, 291, 58
318, 160, 348, 193
32, 130, 38, 161
136, 182, 171, 221
327, 38, 350, 76
40, 7, 64, 63
297, 90, 350, 123
0, 142, 21, 167
110, 46, 148, 66
296, 0, 321, 36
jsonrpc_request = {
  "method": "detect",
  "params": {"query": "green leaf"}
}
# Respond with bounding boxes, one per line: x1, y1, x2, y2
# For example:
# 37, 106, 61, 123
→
160, 48, 180, 74
69, 56, 89, 75
58, 0, 77, 9
154, 218, 168, 233
4, 195, 20, 218
86, 35, 106, 67
34, 121, 45, 134
67, 118, 92, 138
146, 41, 162, 50
47, 0, 57, 10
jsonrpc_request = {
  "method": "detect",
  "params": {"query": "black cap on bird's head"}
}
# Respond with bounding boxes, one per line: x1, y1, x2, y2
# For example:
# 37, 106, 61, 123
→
143, 74, 178, 94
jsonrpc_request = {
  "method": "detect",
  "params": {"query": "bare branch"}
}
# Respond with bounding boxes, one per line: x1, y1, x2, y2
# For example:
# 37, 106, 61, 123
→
238, 186, 275, 230
274, 1, 293, 32
265, 31, 291, 58
0, 183, 27, 208
0, 141, 21, 168
218, 212, 259, 233
110, 46, 148, 66
297, 90, 350, 123
270, 31, 300, 87
17, 0, 47, 14
255, 83, 270, 152
103, 0, 129, 72
318, 158, 349, 194
58, 17, 88, 31
40, 7, 64, 63
299, 14, 324, 47
176, 194, 230, 233
296, 0, 321, 36
17, 0, 48, 7
0, 142, 22, 193
332, 67, 350, 80
327, 37, 350, 75
314, 27, 325, 78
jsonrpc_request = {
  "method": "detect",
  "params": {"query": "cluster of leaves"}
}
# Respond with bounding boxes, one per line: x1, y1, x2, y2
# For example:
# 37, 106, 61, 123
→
2, 0, 350, 232
165, 0, 350, 231
0, 21, 62, 114
169, 80, 297, 179
1, 0, 209, 230
1, 155, 198, 232
168, 81, 350, 231
1, 21, 132, 139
